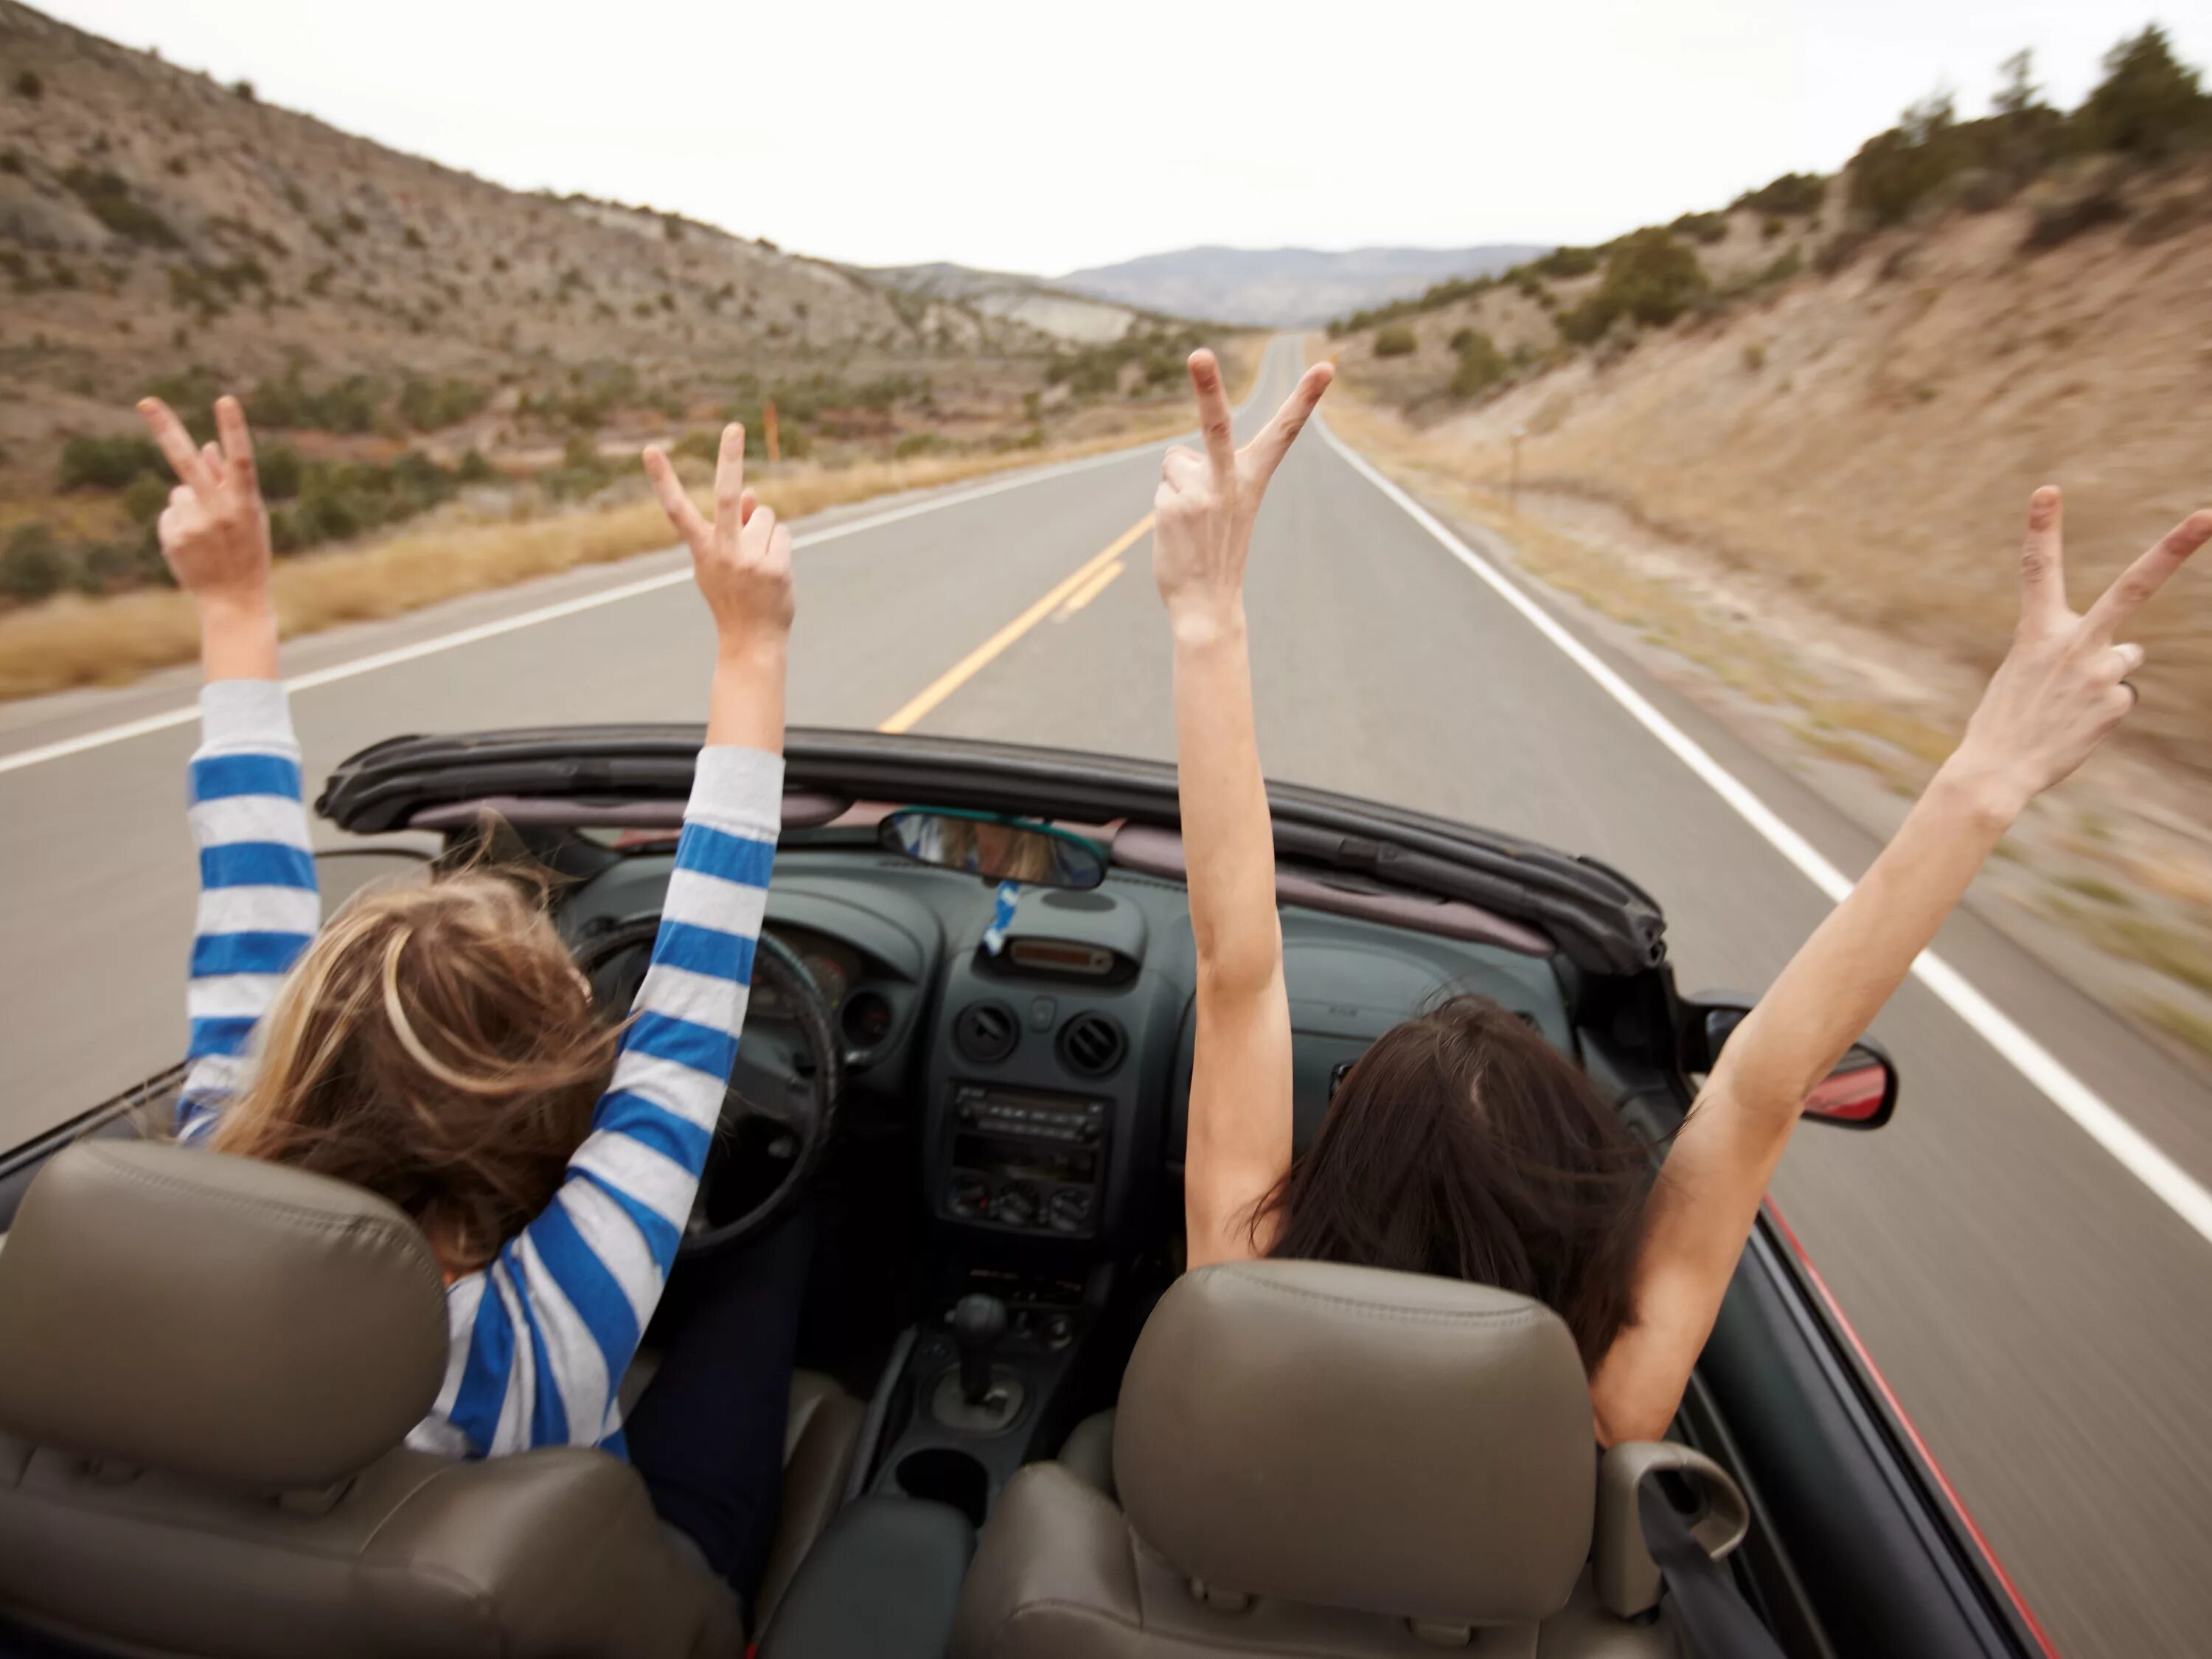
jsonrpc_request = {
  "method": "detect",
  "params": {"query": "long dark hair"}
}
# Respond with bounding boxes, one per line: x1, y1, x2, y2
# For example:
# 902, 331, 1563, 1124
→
1255, 995, 1653, 1369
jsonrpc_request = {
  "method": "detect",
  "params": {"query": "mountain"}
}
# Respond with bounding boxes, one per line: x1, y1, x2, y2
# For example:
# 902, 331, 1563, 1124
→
1053, 244, 1550, 327
0, 0, 1072, 492
849, 262, 1142, 344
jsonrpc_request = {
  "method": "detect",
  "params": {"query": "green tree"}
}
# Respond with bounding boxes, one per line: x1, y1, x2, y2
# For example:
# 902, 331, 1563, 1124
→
2075, 25, 2211, 158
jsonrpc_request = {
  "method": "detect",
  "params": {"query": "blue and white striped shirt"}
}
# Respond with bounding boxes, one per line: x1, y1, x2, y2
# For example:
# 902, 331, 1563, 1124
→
181, 679, 782, 1458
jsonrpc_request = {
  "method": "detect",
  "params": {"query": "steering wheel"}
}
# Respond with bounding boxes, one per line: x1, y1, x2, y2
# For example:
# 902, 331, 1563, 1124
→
574, 919, 845, 1256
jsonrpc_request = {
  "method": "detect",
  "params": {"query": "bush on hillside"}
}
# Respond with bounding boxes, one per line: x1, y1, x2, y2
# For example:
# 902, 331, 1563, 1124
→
1670, 211, 1729, 245
2074, 25, 2212, 159
248, 372, 383, 434
1, 524, 66, 601
58, 434, 164, 490
397, 375, 490, 432
1534, 246, 1598, 278
1732, 173, 1826, 216
1448, 330, 1509, 397
1372, 325, 1418, 358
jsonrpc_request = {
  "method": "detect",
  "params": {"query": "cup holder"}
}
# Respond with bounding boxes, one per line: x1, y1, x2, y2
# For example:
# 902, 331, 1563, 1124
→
895, 1447, 990, 1528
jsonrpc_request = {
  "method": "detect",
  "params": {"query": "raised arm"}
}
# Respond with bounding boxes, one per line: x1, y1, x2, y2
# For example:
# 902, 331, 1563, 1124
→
1154, 350, 1333, 1269
421, 425, 796, 1456
138, 395, 320, 1141
1590, 489, 2212, 1444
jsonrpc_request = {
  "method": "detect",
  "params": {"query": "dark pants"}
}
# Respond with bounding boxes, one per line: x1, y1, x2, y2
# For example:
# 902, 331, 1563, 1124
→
627, 1208, 815, 1607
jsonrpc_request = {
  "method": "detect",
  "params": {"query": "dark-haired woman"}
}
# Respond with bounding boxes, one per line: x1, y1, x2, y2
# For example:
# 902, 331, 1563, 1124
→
1156, 348, 2208, 1443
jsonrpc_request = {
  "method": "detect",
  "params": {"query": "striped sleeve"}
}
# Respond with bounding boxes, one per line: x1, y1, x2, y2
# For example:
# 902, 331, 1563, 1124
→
414, 745, 783, 1458
178, 680, 321, 1143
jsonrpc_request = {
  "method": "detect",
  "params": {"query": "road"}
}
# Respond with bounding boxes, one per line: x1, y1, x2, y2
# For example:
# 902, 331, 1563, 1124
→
6, 336, 2211, 1656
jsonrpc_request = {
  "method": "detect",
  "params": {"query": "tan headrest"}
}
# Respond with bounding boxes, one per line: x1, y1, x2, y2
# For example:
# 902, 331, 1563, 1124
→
0, 1140, 447, 1491
1113, 1259, 1593, 1627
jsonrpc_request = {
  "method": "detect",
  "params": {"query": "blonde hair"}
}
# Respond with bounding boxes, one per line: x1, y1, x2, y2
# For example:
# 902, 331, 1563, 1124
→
209, 871, 616, 1273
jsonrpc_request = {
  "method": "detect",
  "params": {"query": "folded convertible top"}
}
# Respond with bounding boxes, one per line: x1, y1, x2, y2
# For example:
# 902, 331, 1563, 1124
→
316, 725, 1668, 978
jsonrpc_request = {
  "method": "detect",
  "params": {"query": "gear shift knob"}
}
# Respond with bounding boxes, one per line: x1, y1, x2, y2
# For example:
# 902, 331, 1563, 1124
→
952, 1293, 1009, 1405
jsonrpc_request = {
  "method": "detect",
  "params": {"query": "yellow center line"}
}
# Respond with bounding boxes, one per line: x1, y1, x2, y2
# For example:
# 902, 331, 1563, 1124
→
1053, 559, 1127, 620
877, 512, 1154, 734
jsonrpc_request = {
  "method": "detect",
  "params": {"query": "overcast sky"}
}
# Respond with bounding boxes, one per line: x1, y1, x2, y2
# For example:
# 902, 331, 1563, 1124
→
39, 1, 2212, 274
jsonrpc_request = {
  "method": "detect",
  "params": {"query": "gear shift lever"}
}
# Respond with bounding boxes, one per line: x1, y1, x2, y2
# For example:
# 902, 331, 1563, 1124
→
952, 1293, 1008, 1405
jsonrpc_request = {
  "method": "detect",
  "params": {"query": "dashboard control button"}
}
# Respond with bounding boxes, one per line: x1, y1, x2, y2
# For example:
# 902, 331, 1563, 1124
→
1046, 1187, 1093, 1233
994, 1183, 1040, 1228
1027, 996, 1057, 1032
948, 1174, 990, 1218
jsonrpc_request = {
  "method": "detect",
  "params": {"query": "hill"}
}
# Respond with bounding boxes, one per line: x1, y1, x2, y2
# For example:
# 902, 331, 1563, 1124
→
1055, 243, 1547, 327
849, 262, 1141, 344
0, 0, 1230, 603
1321, 25, 2212, 1058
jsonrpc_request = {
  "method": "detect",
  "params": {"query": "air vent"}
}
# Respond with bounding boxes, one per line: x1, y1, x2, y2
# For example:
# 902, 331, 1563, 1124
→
1057, 1011, 1127, 1078
953, 1001, 1020, 1065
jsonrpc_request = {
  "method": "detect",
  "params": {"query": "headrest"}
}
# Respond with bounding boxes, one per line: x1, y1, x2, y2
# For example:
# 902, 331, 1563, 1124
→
1113, 1259, 1593, 1627
0, 1140, 447, 1490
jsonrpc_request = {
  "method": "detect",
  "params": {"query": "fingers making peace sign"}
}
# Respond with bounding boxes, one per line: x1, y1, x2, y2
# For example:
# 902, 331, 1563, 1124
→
135, 394, 273, 615
1955, 487, 2212, 811
642, 422, 796, 661
1151, 349, 1334, 633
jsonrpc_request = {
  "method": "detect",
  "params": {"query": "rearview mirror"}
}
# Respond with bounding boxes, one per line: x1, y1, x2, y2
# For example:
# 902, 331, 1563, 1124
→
1689, 1001, 1899, 1130
878, 808, 1107, 891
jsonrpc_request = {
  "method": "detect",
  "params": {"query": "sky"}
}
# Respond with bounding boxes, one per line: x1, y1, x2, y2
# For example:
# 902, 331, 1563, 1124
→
38, 0, 2212, 275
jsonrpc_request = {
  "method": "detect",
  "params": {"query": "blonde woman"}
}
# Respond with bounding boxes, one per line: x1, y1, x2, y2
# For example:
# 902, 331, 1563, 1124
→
142, 393, 799, 1604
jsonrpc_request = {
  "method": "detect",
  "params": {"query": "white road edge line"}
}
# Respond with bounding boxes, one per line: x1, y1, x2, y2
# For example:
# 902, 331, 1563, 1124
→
1315, 414, 2212, 1251
0, 434, 1175, 778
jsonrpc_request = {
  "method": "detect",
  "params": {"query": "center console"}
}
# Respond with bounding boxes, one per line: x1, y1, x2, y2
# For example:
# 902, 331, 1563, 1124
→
942, 1084, 1110, 1237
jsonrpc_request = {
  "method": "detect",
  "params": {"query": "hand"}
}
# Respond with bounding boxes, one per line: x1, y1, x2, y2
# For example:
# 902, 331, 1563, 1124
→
136, 394, 271, 619
642, 423, 794, 663
1152, 350, 1332, 639
1948, 487, 2211, 815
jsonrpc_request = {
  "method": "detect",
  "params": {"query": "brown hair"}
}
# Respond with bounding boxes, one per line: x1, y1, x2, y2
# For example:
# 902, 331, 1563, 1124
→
209, 872, 616, 1273
1255, 995, 1653, 1369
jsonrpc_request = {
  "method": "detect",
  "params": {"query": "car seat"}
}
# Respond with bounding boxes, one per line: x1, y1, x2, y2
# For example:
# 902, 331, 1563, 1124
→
0, 1139, 860, 1659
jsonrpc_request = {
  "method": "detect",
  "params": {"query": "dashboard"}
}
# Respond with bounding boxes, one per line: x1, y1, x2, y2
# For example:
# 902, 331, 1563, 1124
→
557, 842, 1573, 1255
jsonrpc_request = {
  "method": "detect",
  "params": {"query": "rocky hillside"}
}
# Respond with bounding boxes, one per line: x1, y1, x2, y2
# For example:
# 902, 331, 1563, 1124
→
0, 1, 1237, 599
1326, 27, 2212, 784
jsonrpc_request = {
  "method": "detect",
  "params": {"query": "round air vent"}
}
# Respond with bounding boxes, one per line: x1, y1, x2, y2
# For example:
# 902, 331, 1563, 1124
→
953, 1000, 1020, 1065
1056, 1011, 1127, 1078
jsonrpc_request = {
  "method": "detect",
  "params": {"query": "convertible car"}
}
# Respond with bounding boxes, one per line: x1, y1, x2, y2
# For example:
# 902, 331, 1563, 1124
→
0, 726, 2052, 1659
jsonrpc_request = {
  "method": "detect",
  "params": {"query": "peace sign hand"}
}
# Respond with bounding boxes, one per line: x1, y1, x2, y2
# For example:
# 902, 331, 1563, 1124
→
1953, 487, 2212, 813
641, 423, 795, 663
134, 394, 272, 619
1152, 349, 1333, 638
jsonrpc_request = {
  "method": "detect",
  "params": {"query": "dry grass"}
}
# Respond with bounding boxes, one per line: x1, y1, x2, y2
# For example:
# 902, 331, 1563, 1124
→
0, 382, 1244, 702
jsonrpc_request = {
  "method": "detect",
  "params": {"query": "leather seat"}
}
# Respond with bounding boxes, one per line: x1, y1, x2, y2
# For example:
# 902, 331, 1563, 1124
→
0, 1140, 858, 1659
955, 1259, 1691, 1658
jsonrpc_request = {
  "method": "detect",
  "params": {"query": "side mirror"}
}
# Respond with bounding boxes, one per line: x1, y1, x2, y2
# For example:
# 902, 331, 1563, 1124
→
1686, 999, 1899, 1130
877, 807, 1107, 892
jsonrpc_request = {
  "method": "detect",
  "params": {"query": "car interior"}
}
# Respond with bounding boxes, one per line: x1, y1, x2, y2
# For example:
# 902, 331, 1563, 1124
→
0, 764, 1865, 1659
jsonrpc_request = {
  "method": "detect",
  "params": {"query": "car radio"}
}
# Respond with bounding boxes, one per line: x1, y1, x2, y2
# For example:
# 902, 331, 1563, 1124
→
942, 1083, 1110, 1237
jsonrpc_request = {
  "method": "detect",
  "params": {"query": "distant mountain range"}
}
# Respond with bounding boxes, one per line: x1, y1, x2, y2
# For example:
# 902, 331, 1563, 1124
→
1051, 244, 1551, 327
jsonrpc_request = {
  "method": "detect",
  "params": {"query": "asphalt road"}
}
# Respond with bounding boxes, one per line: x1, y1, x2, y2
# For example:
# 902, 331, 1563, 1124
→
7, 337, 2211, 1657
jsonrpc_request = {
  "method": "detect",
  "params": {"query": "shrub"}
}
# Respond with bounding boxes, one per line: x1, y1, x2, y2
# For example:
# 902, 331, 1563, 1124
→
13, 69, 41, 100
1600, 228, 1708, 327
2073, 25, 2211, 159
1758, 248, 1804, 285
1732, 173, 1826, 216
248, 372, 383, 433
59, 434, 164, 490
60, 167, 179, 247
894, 431, 950, 459
456, 449, 495, 484
232, 80, 255, 102
1535, 246, 1599, 278
1557, 296, 1617, 345
397, 375, 490, 431
122, 473, 170, 524
1448, 330, 1509, 397
0, 149, 21, 174
1670, 211, 1729, 245
1, 524, 67, 600
257, 442, 304, 500
1373, 324, 1419, 357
